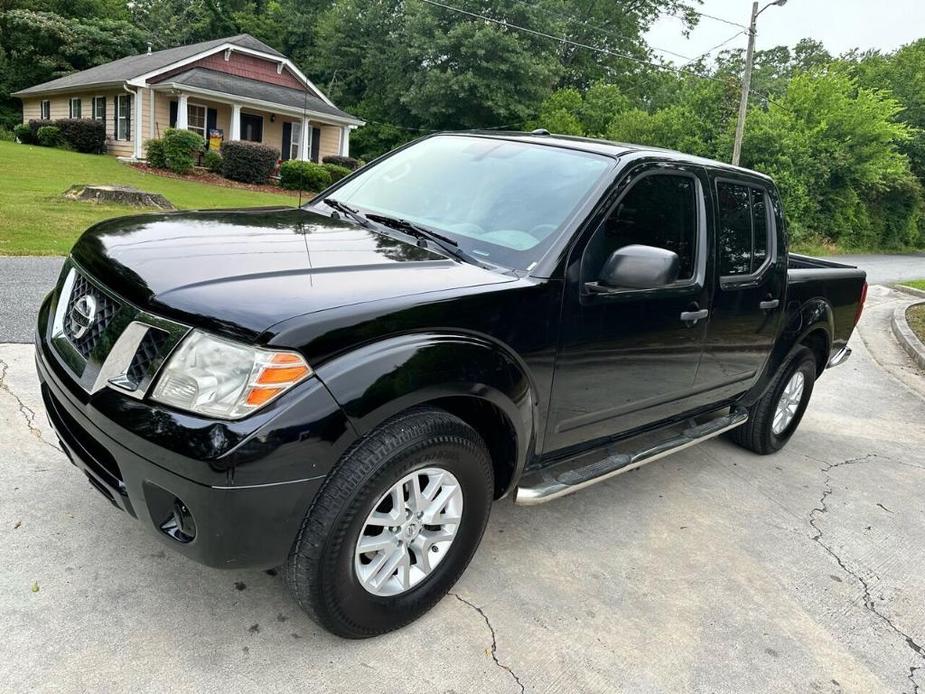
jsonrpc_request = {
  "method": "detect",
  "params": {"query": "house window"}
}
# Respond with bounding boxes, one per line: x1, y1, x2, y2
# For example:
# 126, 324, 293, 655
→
290, 120, 301, 160
240, 113, 263, 142
116, 94, 132, 140
187, 104, 206, 139
69, 97, 82, 119
40, 100, 50, 120
92, 96, 106, 121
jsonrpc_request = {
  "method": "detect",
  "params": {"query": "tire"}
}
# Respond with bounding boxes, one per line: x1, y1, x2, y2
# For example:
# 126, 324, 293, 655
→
730, 346, 818, 455
285, 406, 494, 638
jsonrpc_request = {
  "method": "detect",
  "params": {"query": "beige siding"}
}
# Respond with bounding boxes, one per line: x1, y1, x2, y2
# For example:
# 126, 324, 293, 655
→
317, 125, 342, 161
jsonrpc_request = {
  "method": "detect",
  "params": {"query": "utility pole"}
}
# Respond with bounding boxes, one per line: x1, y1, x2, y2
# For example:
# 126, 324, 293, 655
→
731, 0, 787, 167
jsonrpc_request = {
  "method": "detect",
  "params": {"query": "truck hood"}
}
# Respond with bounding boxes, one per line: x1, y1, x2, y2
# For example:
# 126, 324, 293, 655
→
71, 207, 515, 339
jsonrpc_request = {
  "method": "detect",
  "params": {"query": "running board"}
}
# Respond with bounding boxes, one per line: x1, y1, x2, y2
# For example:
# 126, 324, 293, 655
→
514, 408, 748, 505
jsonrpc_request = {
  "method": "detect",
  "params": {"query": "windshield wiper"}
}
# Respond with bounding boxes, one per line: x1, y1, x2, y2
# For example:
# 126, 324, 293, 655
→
323, 198, 372, 229
364, 213, 484, 267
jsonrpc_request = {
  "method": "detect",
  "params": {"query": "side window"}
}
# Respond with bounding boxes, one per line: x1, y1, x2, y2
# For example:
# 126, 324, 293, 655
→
584, 173, 698, 283
716, 181, 772, 276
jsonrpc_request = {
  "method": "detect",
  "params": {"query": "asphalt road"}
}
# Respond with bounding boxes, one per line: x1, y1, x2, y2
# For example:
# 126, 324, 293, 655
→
1, 285, 923, 693
1, 253, 924, 342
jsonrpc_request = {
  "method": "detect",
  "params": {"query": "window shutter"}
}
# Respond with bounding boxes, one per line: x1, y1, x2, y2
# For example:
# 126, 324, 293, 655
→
169, 100, 178, 129
206, 108, 218, 148
113, 96, 118, 138
281, 122, 292, 161
126, 94, 132, 141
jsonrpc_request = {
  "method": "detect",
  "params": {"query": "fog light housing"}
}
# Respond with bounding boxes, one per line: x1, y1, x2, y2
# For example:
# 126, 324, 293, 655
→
160, 499, 196, 543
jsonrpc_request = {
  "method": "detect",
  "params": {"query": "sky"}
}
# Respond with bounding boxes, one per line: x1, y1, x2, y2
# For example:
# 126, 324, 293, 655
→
645, 0, 925, 65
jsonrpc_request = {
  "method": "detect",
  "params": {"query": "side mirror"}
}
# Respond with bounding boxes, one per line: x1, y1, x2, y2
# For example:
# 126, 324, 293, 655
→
597, 244, 680, 289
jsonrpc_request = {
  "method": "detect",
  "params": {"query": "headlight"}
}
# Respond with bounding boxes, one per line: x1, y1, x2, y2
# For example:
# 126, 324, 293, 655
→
150, 330, 312, 419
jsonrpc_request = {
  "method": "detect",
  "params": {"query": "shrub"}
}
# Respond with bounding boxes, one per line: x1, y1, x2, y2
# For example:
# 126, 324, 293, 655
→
322, 154, 360, 170
162, 128, 205, 175
49, 119, 106, 153
203, 149, 223, 174
322, 163, 352, 184
221, 141, 280, 183
13, 124, 34, 144
145, 138, 168, 168
280, 160, 332, 191
36, 125, 64, 148
0, 127, 16, 142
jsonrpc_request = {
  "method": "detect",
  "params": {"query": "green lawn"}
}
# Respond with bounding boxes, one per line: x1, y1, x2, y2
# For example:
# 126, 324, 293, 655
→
902, 279, 925, 291
0, 141, 297, 255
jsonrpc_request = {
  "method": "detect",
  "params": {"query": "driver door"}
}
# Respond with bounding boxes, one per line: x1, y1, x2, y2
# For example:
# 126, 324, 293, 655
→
545, 162, 714, 454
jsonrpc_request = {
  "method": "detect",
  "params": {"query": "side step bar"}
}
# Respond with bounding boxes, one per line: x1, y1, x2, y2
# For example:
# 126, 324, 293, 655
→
514, 408, 748, 505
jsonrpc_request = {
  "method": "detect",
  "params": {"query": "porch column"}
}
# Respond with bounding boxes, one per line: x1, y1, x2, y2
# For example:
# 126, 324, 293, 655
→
176, 93, 188, 129
230, 103, 241, 140
339, 126, 350, 157
133, 88, 144, 159
299, 116, 310, 160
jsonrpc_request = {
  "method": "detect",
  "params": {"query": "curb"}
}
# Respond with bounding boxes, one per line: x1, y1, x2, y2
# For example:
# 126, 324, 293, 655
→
895, 283, 925, 300
891, 300, 925, 371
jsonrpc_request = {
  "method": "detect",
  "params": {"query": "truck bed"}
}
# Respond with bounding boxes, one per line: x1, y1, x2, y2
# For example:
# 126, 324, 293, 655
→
787, 253, 867, 354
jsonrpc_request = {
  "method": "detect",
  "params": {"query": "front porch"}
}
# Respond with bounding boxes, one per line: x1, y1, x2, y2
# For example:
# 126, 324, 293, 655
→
146, 87, 353, 164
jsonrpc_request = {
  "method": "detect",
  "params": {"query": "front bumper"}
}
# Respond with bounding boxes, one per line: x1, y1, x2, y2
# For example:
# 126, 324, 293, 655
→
35, 292, 356, 569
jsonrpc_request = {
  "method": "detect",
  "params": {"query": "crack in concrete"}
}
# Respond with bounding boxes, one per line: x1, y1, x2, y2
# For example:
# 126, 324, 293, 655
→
808, 454, 925, 693
0, 357, 62, 453
451, 593, 525, 693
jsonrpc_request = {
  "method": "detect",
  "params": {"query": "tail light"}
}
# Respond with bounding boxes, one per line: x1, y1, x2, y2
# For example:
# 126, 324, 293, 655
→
854, 281, 868, 326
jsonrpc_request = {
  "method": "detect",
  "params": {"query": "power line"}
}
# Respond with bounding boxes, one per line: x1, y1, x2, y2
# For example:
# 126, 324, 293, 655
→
683, 29, 748, 66
419, 0, 731, 85
670, 7, 748, 31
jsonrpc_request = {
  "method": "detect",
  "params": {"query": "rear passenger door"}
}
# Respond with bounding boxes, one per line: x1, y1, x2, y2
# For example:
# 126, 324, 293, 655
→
694, 177, 786, 399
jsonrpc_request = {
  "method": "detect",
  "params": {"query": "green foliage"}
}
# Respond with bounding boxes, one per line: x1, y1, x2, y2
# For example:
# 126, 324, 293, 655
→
203, 149, 223, 174
0, 127, 15, 143
13, 124, 33, 144
279, 160, 331, 191
322, 154, 360, 170
161, 128, 205, 174
145, 138, 168, 169
741, 68, 920, 249
221, 140, 279, 183
48, 118, 106, 153
0, 9, 146, 128
36, 125, 63, 147
322, 162, 351, 183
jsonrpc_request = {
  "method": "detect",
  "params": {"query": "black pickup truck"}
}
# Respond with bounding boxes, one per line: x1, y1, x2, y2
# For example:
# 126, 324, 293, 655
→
35, 132, 867, 637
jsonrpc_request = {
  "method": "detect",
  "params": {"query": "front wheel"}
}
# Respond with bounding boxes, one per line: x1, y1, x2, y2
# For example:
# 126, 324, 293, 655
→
285, 406, 493, 638
731, 346, 818, 455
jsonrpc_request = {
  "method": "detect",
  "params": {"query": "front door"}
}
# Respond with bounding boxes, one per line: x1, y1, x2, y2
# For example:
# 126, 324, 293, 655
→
693, 177, 786, 399
545, 162, 714, 455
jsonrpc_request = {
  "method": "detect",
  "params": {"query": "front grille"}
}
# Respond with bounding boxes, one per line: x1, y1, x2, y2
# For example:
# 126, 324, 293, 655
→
65, 272, 120, 358
125, 328, 170, 386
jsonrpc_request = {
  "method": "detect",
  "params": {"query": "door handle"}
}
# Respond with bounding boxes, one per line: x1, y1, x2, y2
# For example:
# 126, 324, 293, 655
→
759, 299, 780, 310
680, 309, 709, 322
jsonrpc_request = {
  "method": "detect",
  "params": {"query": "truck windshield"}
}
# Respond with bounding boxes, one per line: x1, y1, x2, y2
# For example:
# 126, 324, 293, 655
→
317, 135, 613, 270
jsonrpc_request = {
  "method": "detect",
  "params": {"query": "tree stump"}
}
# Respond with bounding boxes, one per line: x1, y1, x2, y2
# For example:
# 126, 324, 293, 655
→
64, 185, 175, 210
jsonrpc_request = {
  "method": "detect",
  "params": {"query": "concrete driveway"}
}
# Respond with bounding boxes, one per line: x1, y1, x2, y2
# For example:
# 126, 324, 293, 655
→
1, 286, 924, 693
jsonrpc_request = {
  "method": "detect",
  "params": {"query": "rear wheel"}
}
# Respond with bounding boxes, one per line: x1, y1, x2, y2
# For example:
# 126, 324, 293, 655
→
285, 406, 493, 638
731, 346, 818, 455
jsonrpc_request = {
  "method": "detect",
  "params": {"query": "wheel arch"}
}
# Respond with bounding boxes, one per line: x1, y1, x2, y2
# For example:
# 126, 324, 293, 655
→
314, 332, 537, 498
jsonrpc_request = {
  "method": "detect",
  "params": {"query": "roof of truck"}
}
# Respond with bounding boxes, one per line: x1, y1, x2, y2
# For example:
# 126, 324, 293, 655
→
456, 130, 774, 182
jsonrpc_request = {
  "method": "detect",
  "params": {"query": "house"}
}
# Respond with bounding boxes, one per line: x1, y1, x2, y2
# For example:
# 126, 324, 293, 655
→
12, 34, 363, 162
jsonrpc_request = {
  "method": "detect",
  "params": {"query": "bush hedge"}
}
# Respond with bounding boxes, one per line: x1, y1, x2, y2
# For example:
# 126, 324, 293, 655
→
13, 124, 33, 144
26, 118, 105, 153
145, 138, 167, 168
36, 125, 64, 148
280, 160, 331, 191
221, 141, 279, 183
162, 128, 205, 174
322, 154, 360, 170
322, 163, 352, 184
203, 149, 223, 174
